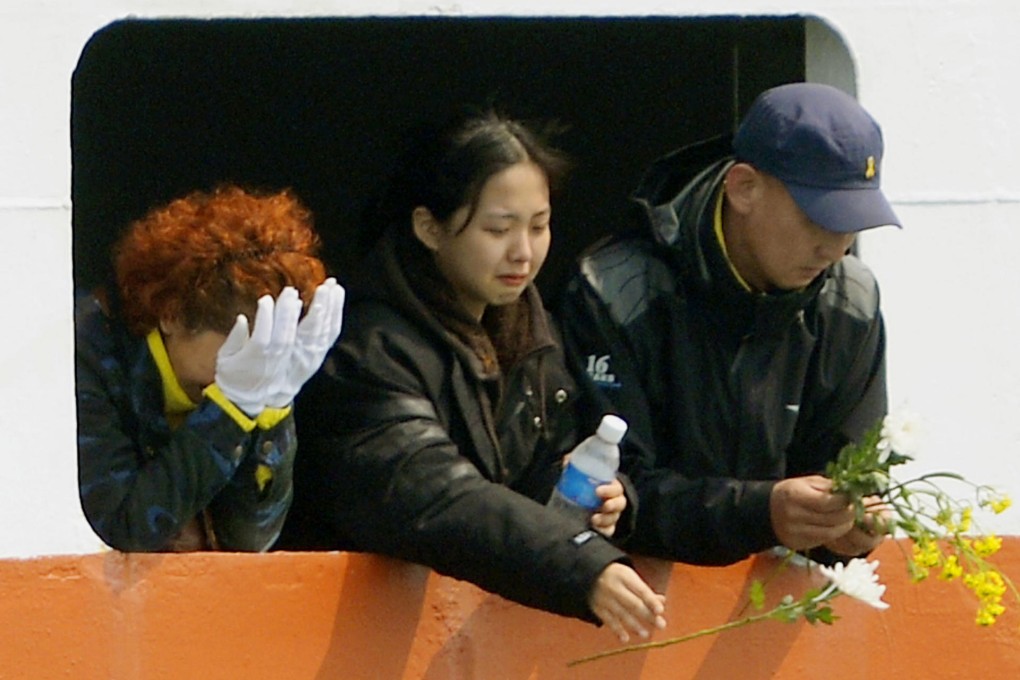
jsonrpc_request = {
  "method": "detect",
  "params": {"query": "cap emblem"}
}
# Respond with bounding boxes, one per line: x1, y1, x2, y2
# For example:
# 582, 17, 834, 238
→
865, 156, 876, 180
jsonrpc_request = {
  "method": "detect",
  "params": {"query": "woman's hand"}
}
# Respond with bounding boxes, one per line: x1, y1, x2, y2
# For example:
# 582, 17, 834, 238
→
588, 563, 667, 642
590, 478, 626, 538
266, 278, 346, 408
215, 290, 302, 417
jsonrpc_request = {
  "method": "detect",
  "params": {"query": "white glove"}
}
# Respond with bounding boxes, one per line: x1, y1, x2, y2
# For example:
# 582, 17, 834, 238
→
266, 278, 346, 408
215, 288, 302, 417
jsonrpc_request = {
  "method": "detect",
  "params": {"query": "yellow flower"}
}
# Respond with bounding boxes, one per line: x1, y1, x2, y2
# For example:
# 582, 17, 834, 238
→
913, 540, 941, 568
986, 573, 1006, 599
973, 535, 1003, 558
990, 496, 1013, 514
940, 555, 963, 581
957, 507, 973, 533
965, 571, 1006, 601
976, 602, 1006, 626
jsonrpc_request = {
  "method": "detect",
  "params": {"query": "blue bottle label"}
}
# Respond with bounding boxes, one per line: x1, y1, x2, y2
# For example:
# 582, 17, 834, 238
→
554, 462, 603, 510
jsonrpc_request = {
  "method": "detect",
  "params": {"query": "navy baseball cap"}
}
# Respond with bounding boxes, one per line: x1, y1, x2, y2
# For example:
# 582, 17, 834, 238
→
733, 82, 901, 234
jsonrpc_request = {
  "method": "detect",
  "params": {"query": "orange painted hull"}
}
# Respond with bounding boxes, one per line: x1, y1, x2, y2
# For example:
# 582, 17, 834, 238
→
2, 539, 1018, 679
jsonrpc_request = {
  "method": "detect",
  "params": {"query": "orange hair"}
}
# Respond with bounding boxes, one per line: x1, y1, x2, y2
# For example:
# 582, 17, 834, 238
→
114, 185, 326, 336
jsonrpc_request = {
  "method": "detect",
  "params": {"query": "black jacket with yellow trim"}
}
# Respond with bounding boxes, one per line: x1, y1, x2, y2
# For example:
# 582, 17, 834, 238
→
559, 135, 888, 566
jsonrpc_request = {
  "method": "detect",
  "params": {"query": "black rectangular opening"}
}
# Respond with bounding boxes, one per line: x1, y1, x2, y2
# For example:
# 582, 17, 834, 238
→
72, 16, 806, 295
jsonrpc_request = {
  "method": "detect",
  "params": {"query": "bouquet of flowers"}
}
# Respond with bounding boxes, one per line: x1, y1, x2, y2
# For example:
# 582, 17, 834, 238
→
826, 409, 1015, 626
568, 410, 1015, 667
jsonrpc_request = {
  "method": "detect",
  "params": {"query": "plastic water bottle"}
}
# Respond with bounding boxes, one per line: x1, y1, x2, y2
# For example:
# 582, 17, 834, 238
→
548, 414, 628, 523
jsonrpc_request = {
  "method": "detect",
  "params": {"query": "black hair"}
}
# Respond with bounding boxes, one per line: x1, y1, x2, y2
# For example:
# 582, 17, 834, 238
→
366, 108, 570, 243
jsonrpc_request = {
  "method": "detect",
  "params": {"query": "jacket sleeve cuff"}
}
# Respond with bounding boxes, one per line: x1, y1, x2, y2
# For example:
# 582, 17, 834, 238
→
570, 530, 634, 625
611, 472, 640, 545
255, 406, 292, 430
739, 479, 781, 551
202, 384, 258, 432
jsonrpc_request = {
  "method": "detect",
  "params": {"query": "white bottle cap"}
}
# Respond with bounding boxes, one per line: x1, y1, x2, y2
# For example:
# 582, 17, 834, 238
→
596, 414, 628, 445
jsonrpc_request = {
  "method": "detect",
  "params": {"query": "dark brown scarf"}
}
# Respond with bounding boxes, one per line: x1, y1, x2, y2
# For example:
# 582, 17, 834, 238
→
396, 237, 535, 378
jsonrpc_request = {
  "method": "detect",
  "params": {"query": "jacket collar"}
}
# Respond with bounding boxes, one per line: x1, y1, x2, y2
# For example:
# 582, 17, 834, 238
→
360, 228, 556, 381
632, 134, 826, 338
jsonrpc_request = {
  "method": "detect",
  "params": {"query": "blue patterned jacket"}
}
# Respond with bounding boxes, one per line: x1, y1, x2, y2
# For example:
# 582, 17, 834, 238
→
75, 292, 296, 551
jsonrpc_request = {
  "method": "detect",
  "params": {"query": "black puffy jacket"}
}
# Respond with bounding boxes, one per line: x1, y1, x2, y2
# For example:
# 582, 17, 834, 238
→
278, 231, 630, 623
559, 135, 888, 566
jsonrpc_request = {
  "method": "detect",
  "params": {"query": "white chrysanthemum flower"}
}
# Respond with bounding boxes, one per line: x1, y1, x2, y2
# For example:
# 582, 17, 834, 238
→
818, 558, 890, 610
877, 409, 921, 460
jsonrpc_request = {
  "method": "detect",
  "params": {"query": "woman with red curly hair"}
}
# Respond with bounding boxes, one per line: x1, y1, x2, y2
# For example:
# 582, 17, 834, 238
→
75, 185, 344, 552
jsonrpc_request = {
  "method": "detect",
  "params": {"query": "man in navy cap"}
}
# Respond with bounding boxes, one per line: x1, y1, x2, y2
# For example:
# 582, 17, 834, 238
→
559, 82, 900, 566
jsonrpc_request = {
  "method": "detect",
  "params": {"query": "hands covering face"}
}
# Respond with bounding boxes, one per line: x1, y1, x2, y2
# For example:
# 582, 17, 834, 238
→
215, 278, 346, 417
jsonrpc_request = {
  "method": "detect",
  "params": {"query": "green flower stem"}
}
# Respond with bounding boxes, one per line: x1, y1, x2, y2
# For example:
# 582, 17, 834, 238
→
567, 587, 836, 668
883, 472, 968, 498
566, 609, 785, 667
734, 550, 796, 617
